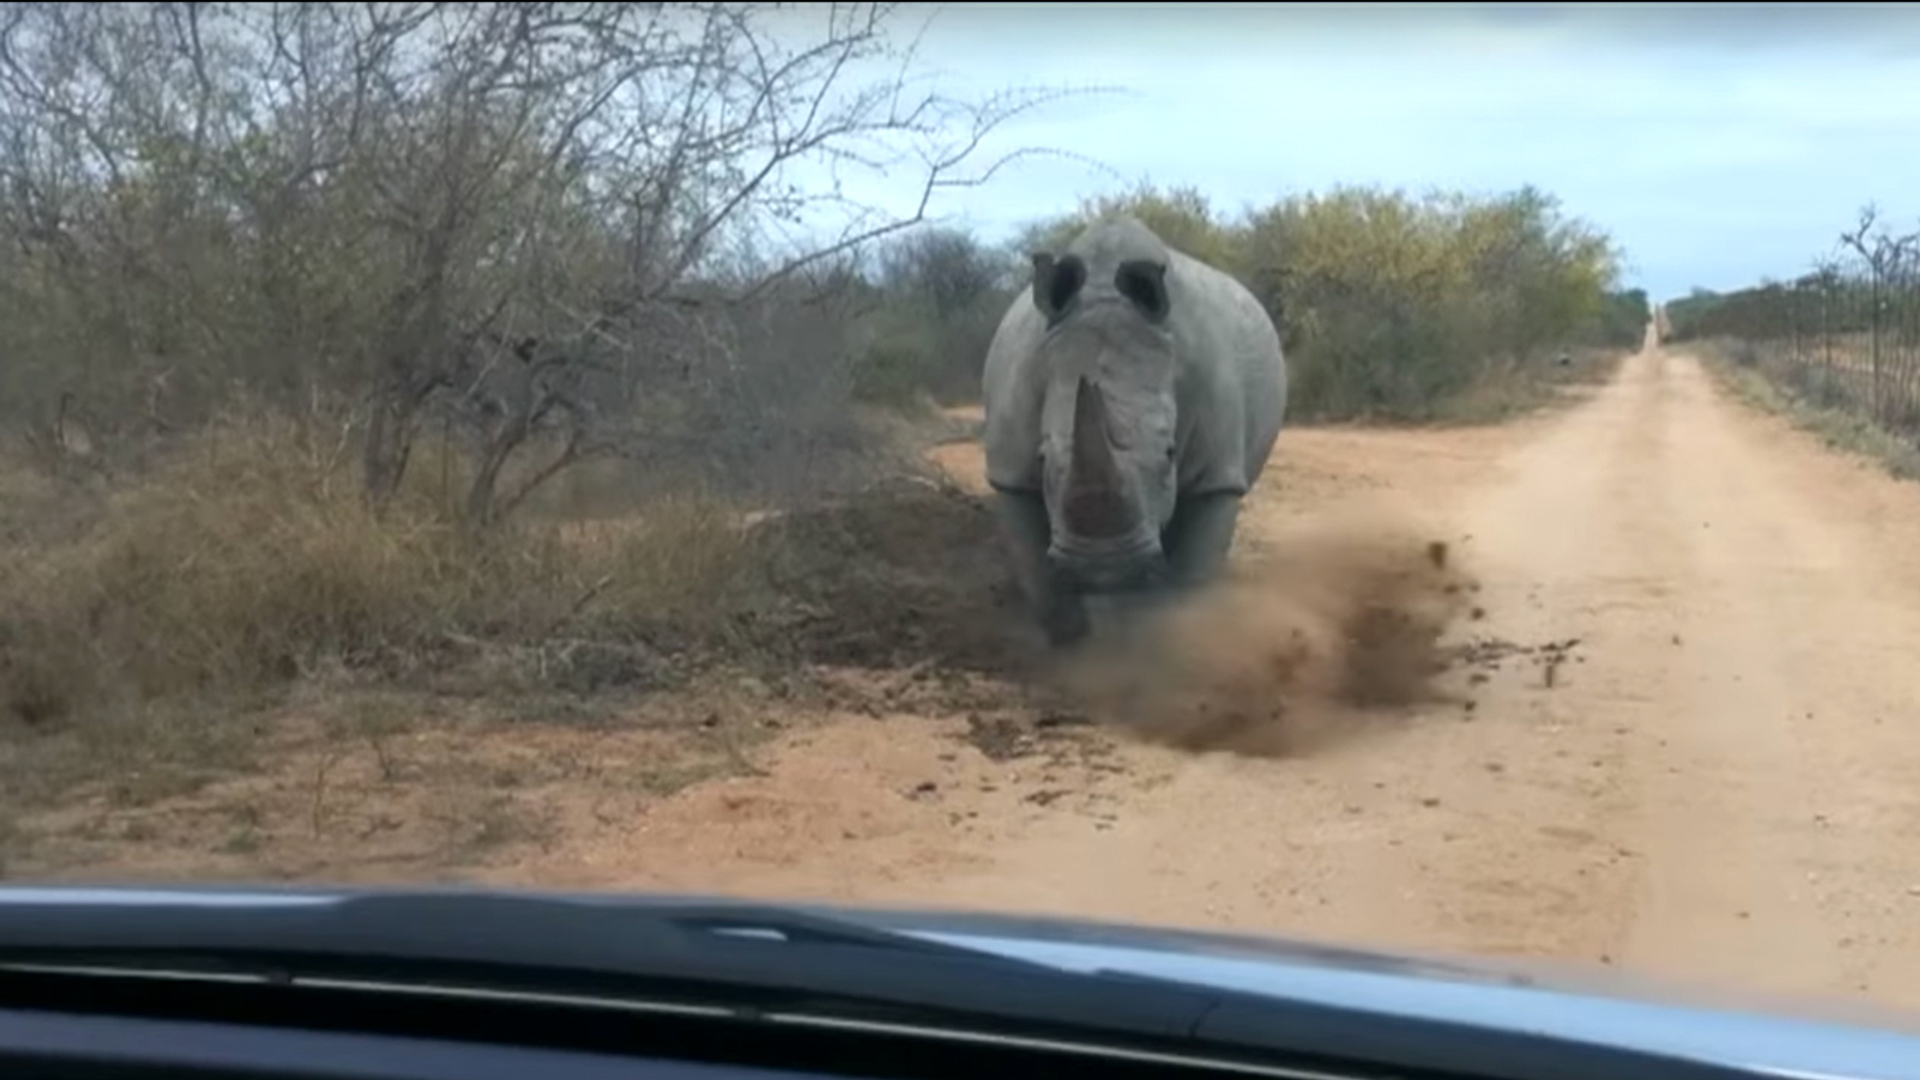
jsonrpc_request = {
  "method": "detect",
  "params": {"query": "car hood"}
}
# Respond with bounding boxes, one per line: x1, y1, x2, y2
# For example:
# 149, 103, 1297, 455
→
6, 883, 1920, 1080
819, 900, 1920, 1080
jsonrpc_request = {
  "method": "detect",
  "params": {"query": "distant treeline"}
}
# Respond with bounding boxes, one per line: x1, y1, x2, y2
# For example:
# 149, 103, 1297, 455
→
863, 182, 1648, 422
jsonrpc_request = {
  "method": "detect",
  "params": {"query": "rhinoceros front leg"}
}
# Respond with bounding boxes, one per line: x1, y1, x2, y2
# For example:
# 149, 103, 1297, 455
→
1161, 491, 1243, 589
991, 488, 1091, 647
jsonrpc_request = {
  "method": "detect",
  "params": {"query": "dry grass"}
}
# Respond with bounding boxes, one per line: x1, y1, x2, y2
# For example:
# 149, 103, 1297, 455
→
1698, 338, 1920, 481
0, 408, 781, 877
0, 406, 762, 736
1425, 346, 1629, 425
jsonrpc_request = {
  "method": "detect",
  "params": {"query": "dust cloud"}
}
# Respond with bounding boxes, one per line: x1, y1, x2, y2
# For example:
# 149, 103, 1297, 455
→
1046, 506, 1481, 756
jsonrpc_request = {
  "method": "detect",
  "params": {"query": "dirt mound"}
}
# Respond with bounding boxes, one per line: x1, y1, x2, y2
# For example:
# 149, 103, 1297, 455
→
1046, 506, 1481, 756
743, 477, 1030, 677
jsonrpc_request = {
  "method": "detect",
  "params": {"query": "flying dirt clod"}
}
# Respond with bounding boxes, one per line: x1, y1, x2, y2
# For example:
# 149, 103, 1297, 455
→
980, 215, 1289, 648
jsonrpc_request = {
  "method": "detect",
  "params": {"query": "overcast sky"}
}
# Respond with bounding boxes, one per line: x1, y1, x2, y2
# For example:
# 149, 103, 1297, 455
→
827, 2, 1920, 302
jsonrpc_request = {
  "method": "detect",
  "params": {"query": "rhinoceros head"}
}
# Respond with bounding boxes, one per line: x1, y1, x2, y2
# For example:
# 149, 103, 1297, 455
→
1029, 218, 1179, 591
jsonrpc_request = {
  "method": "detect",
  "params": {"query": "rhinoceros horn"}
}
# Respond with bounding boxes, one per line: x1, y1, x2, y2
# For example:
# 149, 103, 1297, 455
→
1062, 376, 1140, 539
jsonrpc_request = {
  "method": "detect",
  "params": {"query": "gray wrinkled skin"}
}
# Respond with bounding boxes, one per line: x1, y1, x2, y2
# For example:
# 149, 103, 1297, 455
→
981, 216, 1289, 647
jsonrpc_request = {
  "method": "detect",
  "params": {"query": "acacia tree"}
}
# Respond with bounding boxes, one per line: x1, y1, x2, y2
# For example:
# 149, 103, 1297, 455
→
0, 2, 1084, 523
1839, 204, 1920, 422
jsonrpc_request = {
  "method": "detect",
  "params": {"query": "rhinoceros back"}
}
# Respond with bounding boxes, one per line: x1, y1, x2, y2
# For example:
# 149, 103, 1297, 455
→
981, 241, 1287, 499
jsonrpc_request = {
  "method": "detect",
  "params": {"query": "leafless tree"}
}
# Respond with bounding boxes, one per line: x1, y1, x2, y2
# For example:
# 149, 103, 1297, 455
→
0, 2, 1099, 522
1840, 204, 1920, 420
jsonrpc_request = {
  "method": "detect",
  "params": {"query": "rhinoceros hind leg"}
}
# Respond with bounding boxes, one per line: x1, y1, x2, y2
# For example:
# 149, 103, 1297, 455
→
1162, 492, 1243, 588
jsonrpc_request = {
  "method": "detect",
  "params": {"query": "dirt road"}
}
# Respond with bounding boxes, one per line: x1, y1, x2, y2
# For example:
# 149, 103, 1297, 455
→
30, 340, 1920, 1016
528, 343, 1920, 1012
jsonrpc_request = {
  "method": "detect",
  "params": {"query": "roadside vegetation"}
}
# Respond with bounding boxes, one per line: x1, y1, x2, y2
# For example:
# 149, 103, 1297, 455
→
1666, 204, 1920, 479
0, 3, 1644, 875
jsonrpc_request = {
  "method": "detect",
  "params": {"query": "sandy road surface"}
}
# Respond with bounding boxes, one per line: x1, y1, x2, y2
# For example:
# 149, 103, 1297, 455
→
519, 343, 1920, 1012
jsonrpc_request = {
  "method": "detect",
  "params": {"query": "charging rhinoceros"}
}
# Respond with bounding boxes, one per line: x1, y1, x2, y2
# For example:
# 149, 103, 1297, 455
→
981, 215, 1288, 646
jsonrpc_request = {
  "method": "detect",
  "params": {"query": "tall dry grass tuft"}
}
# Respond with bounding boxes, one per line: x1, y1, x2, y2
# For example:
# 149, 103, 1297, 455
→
0, 407, 759, 727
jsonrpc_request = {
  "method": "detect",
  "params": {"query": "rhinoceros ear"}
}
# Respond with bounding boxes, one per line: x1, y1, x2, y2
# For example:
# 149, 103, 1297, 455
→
1031, 252, 1086, 323
1115, 259, 1170, 323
